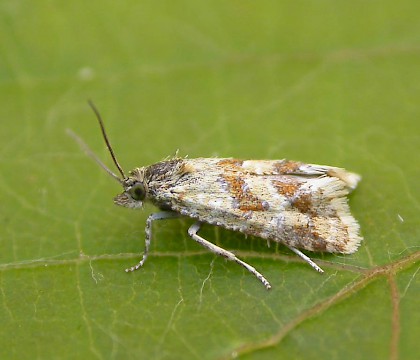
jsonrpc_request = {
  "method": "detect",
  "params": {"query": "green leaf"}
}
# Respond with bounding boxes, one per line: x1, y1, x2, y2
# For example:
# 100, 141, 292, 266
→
1, 1, 419, 359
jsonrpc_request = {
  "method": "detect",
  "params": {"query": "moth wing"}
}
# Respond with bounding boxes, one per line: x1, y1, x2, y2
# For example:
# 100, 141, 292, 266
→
238, 159, 361, 190
166, 158, 362, 254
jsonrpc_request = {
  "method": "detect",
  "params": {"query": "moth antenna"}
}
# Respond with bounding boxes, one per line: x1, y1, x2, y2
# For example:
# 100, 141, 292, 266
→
87, 100, 127, 179
66, 128, 123, 184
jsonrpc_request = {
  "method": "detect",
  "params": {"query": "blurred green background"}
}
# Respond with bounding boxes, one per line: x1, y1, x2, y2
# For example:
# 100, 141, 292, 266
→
1, 1, 419, 359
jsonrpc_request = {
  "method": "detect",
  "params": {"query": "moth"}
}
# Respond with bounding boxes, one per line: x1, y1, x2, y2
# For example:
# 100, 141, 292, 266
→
68, 101, 363, 289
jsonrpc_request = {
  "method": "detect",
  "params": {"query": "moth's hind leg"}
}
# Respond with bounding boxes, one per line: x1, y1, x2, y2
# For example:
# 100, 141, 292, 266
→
188, 222, 272, 290
125, 211, 180, 272
285, 245, 324, 273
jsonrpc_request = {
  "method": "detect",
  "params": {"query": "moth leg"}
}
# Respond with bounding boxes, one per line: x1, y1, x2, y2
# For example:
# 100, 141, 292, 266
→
188, 222, 272, 290
125, 211, 180, 272
285, 245, 324, 273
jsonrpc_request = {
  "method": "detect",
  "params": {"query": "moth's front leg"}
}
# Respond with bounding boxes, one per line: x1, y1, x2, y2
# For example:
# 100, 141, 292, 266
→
125, 211, 180, 272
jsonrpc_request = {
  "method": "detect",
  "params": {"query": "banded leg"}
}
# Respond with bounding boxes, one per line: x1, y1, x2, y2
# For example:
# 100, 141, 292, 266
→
125, 211, 180, 272
286, 245, 324, 273
188, 222, 272, 290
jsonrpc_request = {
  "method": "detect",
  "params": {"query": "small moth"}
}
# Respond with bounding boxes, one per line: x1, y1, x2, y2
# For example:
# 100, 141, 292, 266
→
68, 101, 363, 290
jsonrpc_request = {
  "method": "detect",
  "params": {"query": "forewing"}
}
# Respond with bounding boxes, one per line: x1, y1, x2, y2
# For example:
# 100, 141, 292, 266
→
166, 158, 362, 254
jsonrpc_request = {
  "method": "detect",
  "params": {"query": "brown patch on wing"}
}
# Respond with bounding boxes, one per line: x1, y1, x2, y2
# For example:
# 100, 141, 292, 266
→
329, 224, 351, 253
222, 174, 267, 212
292, 224, 327, 251
291, 218, 353, 253
272, 179, 318, 216
332, 239, 347, 253
291, 193, 315, 215
217, 158, 244, 169
272, 180, 300, 197
273, 160, 302, 174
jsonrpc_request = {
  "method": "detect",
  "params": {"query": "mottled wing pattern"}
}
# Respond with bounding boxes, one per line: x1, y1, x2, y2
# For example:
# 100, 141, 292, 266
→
163, 158, 362, 254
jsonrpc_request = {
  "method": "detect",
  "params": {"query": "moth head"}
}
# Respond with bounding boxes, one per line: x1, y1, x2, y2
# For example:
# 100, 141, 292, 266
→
114, 169, 147, 209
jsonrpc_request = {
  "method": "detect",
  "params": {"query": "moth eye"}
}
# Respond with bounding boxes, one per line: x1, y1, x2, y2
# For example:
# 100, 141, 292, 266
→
128, 183, 146, 201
